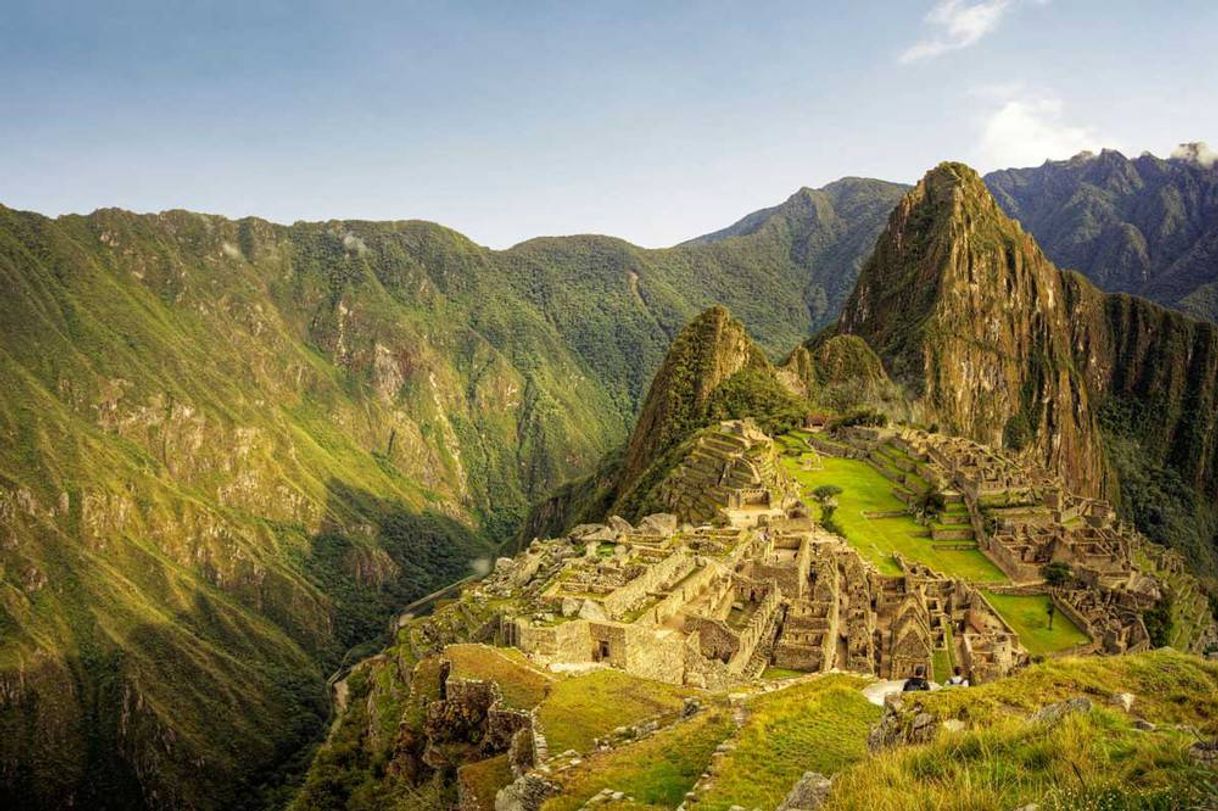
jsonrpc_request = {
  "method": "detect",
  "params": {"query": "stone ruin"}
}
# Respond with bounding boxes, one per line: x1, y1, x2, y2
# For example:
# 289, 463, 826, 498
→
658, 420, 801, 528
416, 418, 1215, 698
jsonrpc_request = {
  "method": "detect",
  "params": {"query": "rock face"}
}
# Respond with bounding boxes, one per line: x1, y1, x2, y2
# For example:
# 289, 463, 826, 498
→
618, 306, 772, 493
838, 162, 1108, 496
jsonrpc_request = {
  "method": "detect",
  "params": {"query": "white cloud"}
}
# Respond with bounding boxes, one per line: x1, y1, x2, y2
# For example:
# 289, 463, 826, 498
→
975, 92, 1111, 169
1170, 142, 1218, 168
900, 0, 1043, 63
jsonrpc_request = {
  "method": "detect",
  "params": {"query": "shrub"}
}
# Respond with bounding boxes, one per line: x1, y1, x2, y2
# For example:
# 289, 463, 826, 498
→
828, 408, 888, 431
1142, 590, 1174, 647
1004, 412, 1033, 451
1042, 561, 1073, 588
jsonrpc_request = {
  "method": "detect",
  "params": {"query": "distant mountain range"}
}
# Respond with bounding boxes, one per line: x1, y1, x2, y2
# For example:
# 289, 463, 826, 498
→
0, 146, 1215, 808
692, 144, 1218, 325
987, 146, 1218, 321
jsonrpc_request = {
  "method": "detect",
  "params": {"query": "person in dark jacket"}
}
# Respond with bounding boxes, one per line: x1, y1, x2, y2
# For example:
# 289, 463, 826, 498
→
903, 664, 930, 691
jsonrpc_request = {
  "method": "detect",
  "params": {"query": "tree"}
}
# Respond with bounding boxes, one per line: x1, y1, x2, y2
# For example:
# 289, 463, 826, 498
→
1042, 561, 1073, 588
913, 487, 946, 522
812, 484, 843, 504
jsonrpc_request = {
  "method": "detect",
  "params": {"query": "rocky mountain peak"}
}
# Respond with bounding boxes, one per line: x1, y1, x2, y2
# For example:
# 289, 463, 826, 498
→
837, 162, 1108, 496
618, 305, 769, 491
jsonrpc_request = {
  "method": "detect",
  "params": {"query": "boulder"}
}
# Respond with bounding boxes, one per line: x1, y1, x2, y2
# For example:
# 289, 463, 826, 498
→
776, 771, 832, 811
1113, 692, 1135, 713
578, 600, 609, 621
494, 557, 515, 574
561, 597, 581, 618
1031, 697, 1092, 726
495, 775, 558, 811
638, 513, 678, 537
941, 719, 965, 733
568, 524, 605, 539
583, 526, 619, 543
1188, 740, 1218, 768
909, 712, 937, 744
607, 515, 634, 534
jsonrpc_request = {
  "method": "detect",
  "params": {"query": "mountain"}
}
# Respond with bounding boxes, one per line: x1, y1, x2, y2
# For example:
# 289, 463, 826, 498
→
985, 145, 1218, 320
837, 162, 1218, 577
684, 178, 910, 327
0, 180, 905, 809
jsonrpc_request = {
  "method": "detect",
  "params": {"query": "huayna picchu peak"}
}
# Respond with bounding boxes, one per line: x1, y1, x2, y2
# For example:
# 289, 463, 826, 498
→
837, 162, 1108, 500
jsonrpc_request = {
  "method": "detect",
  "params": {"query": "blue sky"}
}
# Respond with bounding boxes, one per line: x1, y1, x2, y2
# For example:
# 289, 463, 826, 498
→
2, 1, 1215, 247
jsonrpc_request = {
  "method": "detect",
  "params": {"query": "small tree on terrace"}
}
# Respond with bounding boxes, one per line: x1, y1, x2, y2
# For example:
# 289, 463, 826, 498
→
913, 487, 947, 522
1042, 561, 1073, 588
812, 484, 843, 505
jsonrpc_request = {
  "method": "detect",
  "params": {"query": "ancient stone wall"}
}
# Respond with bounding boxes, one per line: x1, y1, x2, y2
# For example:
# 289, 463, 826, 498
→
602, 549, 693, 619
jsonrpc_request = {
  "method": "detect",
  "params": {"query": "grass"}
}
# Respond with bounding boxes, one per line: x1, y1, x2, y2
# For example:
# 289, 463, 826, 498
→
982, 593, 1090, 656
542, 709, 735, 811
783, 453, 1006, 582
821, 649, 1218, 811
444, 644, 553, 710
824, 710, 1215, 811
458, 754, 514, 811
762, 666, 808, 680
697, 675, 880, 811
537, 670, 694, 754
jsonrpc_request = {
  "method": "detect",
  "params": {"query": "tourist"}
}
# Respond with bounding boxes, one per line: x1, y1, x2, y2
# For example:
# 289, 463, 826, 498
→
903, 664, 930, 692
946, 666, 969, 687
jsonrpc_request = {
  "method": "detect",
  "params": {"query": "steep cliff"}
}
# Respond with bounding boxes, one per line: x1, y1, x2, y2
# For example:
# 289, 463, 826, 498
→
838, 163, 1218, 577
837, 162, 1108, 496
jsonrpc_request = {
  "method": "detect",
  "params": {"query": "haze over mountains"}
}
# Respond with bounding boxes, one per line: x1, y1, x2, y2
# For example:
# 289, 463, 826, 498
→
1, 146, 1217, 809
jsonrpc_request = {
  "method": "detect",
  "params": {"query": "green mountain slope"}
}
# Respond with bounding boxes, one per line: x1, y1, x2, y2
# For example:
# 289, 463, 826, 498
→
985, 146, 1218, 320
0, 178, 904, 808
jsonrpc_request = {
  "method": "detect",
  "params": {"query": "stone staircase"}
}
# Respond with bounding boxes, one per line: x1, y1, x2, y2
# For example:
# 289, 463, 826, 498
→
743, 609, 783, 679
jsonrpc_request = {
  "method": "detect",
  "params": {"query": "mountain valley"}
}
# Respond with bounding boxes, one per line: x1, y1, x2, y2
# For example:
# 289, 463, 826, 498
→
2, 154, 1218, 810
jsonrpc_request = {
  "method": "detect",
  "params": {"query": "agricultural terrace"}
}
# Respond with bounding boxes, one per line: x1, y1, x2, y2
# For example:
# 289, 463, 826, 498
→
781, 449, 1006, 583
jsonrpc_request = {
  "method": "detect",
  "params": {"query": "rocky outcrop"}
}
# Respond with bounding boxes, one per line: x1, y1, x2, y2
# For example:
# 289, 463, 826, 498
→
838, 162, 1109, 497
495, 774, 558, 811
776, 771, 832, 811
618, 306, 772, 493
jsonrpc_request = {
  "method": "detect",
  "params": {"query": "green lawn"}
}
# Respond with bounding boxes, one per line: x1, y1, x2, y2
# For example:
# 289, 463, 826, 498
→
445, 644, 553, 710
982, 592, 1090, 656
783, 454, 1006, 582
697, 675, 880, 811
542, 709, 734, 811
538, 670, 694, 754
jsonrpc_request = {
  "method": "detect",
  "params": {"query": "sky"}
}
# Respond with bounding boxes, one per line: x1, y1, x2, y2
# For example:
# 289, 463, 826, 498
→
2, 0, 1215, 248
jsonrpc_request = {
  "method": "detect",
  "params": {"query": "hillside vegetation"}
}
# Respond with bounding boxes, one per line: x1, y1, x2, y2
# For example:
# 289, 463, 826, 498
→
0, 181, 904, 808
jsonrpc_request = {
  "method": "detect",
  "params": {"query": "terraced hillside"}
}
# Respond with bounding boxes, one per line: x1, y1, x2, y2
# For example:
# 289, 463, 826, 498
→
299, 597, 1218, 811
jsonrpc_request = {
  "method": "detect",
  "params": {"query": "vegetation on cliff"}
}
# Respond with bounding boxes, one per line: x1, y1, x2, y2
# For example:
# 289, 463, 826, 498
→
836, 162, 1218, 583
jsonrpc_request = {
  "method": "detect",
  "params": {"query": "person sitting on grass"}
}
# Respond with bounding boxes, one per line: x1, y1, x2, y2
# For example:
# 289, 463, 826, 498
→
946, 665, 969, 687
902, 664, 930, 692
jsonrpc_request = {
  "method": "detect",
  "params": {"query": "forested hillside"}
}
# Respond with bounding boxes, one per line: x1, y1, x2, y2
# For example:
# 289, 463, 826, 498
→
0, 180, 902, 809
